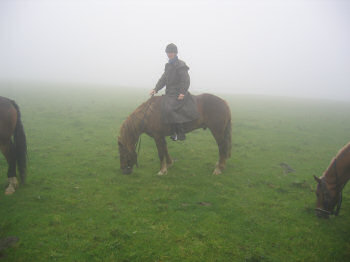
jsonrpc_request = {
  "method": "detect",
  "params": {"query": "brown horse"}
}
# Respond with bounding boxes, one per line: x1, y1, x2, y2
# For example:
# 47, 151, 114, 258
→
0, 96, 27, 195
118, 94, 232, 175
314, 142, 350, 218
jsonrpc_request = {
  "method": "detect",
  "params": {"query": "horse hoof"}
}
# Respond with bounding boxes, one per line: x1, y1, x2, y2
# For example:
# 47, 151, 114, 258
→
213, 168, 222, 175
5, 184, 16, 195
158, 170, 167, 176
5, 177, 18, 195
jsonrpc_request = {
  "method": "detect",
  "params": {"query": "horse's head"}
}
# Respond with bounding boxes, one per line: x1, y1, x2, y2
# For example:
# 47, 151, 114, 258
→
118, 137, 138, 175
313, 175, 341, 218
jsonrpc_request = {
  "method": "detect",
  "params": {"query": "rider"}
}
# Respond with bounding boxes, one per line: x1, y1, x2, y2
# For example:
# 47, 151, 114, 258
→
150, 43, 198, 141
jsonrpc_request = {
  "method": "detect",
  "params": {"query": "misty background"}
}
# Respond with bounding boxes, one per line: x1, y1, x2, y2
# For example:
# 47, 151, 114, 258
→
0, 0, 349, 100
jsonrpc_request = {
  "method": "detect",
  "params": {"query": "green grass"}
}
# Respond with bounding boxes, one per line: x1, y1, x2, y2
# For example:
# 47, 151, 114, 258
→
0, 84, 349, 261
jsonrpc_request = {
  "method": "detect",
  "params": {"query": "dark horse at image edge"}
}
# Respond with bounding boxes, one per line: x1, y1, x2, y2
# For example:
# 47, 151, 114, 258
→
314, 142, 350, 218
118, 93, 232, 175
0, 96, 27, 195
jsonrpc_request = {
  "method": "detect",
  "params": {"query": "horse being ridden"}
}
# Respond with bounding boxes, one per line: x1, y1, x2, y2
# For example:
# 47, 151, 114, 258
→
0, 96, 27, 195
118, 93, 232, 175
314, 142, 350, 218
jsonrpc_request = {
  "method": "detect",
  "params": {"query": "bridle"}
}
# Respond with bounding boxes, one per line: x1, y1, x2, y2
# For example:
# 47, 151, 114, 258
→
315, 158, 343, 216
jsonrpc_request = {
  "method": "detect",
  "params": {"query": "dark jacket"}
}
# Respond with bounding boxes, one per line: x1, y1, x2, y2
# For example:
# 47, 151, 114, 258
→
154, 58, 199, 124
154, 58, 190, 95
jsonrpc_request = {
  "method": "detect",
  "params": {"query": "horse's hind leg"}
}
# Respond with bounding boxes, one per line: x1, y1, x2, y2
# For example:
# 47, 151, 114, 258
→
154, 136, 172, 175
0, 141, 18, 195
214, 147, 227, 175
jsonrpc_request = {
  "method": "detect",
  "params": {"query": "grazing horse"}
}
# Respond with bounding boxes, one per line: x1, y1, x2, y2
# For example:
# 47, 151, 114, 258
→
314, 142, 350, 218
118, 94, 232, 175
0, 96, 27, 195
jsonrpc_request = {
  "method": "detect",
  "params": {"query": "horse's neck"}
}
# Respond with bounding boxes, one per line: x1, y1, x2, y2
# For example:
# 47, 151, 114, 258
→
340, 153, 350, 188
122, 111, 145, 149
324, 154, 350, 190
130, 113, 144, 136
121, 98, 155, 150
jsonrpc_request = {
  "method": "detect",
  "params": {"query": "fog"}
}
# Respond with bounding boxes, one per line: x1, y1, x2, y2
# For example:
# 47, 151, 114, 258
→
1, 0, 349, 100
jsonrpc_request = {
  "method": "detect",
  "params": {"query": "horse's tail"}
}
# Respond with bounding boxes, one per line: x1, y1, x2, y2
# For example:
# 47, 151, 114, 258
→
222, 109, 232, 158
11, 100, 27, 184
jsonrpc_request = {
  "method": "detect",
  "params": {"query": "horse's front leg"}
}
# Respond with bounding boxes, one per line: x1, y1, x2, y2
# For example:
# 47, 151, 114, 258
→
164, 140, 173, 168
154, 136, 172, 175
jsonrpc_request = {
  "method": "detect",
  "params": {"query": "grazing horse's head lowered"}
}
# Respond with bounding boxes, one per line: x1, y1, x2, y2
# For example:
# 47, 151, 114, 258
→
118, 137, 138, 175
314, 175, 342, 219
312, 142, 350, 219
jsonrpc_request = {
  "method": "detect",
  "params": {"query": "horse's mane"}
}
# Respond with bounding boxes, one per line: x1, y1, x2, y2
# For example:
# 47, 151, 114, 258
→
335, 142, 350, 160
322, 142, 350, 178
119, 97, 156, 150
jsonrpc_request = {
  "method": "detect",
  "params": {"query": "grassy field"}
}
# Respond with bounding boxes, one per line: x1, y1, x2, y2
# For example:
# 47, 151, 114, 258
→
0, 84, 349, 261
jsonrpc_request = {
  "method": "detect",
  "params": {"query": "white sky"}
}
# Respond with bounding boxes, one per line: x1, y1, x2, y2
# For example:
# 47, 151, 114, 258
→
0, 0, 349, 100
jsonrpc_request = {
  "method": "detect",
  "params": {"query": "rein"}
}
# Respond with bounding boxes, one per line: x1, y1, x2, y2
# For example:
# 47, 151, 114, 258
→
316, 158, 343, 216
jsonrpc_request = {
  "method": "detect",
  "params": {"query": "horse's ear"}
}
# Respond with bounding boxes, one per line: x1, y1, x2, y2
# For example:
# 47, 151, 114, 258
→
313, 175, 321, 184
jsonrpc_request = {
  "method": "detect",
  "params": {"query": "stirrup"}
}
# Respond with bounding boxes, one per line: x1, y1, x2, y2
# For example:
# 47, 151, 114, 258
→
170, 134, 178, 141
